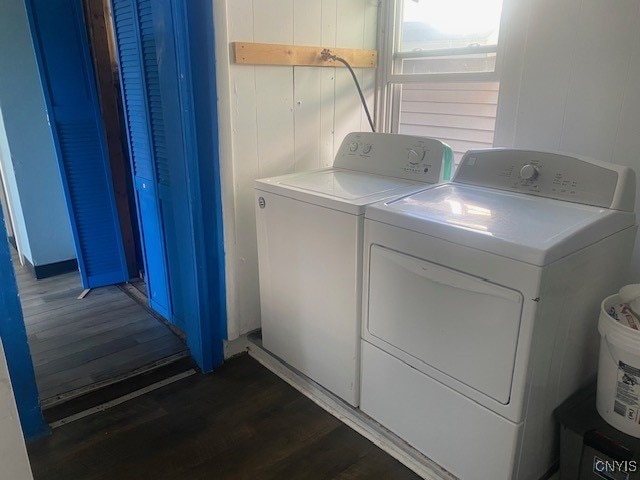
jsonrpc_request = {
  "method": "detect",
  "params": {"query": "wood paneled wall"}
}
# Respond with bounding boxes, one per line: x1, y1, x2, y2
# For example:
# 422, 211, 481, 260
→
214, 0, 379, 340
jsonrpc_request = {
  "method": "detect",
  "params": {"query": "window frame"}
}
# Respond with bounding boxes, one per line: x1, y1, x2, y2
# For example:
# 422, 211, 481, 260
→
375, 0, 510, 133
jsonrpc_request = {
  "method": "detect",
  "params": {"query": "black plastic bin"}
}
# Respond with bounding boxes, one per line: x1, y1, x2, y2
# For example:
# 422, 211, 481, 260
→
555, 385, 640, 479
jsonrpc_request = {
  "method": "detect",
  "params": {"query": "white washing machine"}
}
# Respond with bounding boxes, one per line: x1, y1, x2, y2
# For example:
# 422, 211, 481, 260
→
359, 149, 637, 479
255, 132, 452, 406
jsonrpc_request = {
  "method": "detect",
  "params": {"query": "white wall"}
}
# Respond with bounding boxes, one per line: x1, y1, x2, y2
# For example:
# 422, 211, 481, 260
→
0, 340, 34, 480
214, 0, 378, 339
495, 0, 640, 280
0, 0, 76, 267
0, 107, 31, 262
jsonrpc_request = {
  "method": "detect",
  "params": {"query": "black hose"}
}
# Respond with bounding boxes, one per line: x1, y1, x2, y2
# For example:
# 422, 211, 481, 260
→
331, 55, 375, 132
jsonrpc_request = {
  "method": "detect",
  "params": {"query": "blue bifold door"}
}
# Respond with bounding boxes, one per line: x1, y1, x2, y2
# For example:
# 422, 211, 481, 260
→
28, 0, 225, 370
28, 0, 171, 317
27, 0, 130, 289
111, 0, 172, 319
111, 0, 227, 366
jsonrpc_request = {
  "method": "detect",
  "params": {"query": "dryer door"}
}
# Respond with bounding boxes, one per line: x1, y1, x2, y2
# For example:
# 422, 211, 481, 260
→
366, 245, 523, 404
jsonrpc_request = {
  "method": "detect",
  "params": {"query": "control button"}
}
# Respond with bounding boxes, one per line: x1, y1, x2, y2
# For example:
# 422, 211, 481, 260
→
519, 164, 540, 181
362, 144, 372, 154
349, 142, 358, 153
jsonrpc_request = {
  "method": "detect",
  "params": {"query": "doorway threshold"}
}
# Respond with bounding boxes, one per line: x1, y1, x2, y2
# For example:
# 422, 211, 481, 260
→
41, 350, 191, 409
43, 354, 197, 427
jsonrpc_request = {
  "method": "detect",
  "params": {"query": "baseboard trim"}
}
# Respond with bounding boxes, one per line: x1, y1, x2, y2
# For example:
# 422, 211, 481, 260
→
25, 257, 78, 280
246, 335, 456, 480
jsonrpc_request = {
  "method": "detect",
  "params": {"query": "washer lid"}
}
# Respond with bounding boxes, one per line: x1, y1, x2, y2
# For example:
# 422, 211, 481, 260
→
255, 168, 425, 215
366, 183, 636, 265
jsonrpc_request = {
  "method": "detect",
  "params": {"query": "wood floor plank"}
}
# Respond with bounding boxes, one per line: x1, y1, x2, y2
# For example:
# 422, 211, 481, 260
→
27, 313, 162, 356
10, 246, 188, 401
35, 335, 186, 388
25, 297, 137, 331
28, 303, 147, 339
22, 287, 125, 318
89, 337, 186, 383
27, 355, 421, 480
333, 451, 425, 480
30, 323, 173, 366
131, 323, 180, 344
22, 294, 123, 321
173, 396, 342, 480
32, 336, 139, 368
262, 425, 372, 479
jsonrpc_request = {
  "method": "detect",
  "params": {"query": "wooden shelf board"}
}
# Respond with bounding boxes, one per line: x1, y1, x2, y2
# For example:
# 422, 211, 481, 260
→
232, 42, 377, 68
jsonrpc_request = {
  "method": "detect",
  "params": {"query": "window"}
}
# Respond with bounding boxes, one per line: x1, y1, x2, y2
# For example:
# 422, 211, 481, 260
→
377, 0, 506, 164
393, 0, 504, 78
397, 81, 499, 164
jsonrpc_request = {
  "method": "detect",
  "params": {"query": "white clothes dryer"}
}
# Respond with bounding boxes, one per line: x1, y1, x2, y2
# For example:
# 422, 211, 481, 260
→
360, 149, 637, 479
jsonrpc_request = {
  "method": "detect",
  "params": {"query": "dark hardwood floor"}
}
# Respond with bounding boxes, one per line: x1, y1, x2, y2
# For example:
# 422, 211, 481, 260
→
11, 248, 187, 401
27, 354, 420, 480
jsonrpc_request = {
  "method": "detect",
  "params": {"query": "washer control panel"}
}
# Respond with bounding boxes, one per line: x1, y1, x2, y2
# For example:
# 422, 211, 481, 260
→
453, 149, 627, 209
335, 132, 447, 183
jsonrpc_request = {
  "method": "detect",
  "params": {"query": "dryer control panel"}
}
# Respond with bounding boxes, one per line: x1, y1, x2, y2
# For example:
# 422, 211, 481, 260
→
334, 132, 451, 184
453, 149, 636, 211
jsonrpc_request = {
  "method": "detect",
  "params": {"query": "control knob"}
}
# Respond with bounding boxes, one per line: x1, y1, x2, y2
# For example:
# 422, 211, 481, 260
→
408, 148, 425, 165
519, 164, 540, 181
349, 142, 359, 153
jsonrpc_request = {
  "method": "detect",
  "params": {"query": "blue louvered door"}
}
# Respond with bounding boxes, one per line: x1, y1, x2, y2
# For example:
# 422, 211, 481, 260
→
110, 0, 225, 367
27, 0, 129, 288
111, 0, 172, 319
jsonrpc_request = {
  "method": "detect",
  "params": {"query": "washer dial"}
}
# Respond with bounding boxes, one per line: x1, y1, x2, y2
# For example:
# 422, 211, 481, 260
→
519, 164, 540, 181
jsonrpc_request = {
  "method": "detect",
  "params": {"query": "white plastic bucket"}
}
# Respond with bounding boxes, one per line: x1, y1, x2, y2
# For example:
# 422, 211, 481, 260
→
596, 294, 640, 437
